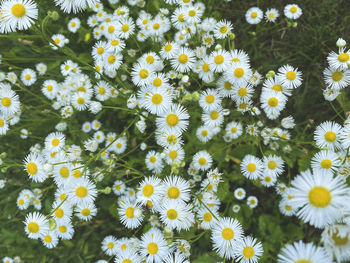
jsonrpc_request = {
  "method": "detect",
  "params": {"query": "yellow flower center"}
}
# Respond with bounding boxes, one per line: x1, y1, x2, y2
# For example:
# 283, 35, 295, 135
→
238, 88, 247, 97
338, 53, 349, 62
178, 54, 188, 64
267, 161, 277, 170
18, 199, 24, 205
308, 186, 332, 208
121, 24, 129, 32
44, 235, 52, 243
108, 26, 115, 33
77, 97, 85, 105
169, 150, 178, 159
142, 184, 154, 197
107, 242, 114, 249
268, 13, 275, 19
224, 81, 232, 90
210, 111, 218, 120
201, 130, 208, 136
268, 97, 278, 107
220, 26, 228, 34
55, 208, 64, 218
332, 230, 349, 246
26, 162, 38, 175
46, 85, 53, 91
168, 186, 180, 199
108, 55, 116, 64
198, 157, 207, 166
234, 68, 244, 78
1, 97, 11, 107
139, 69, 149, 79
146, 56, 154, 64
202, 62, 210, 72
167, 208, 178, 220
286, 71, 296, 81
251, 12, 258, 18
295, 260, 311, 263
11, 3, 26, 18
81, 208, 90, 216
247, 163, 256, 172
164, 44, 172, 52
27, 222, 39, 233
149, 156, 156, 163
285, 205, 292, 211
324, 131, 336, 142
125, 207, 134, 218
153, 78, 162, 87
147, 242, 158, 255
122, 260, 132, 263
320, 159, 332, 169
59, 226, 67, 233
205, 94, 215, 103
290, 6, 297, 13
221, 227, 234, 240
71, 22, 76, 27
243, 246, 255, 258
151, 93, 163, 105
25, 74, 31, 80
75, 186, 88, 198
153, 23, 160, 30
272, 84, 282, 92
116, 142, 122, 149
188, 10, 196, 17
97, 47, 104, 54
166, 113, 179, 126
54, 38, 60, 44
51, 138, 60, 147
203, 212, 212, 222
178, 14, 185, 22
214, 55, 224, 64
332, 71, 343, 82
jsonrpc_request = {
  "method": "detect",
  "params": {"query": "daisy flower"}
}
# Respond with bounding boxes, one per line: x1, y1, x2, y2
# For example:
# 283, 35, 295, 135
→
323, 67, 350, 89
162, 175, 191, 202
23, 152, 46, 182
314, 121, 342, 150
247, 196, 258, 208
140, 228, 170, 262
234, 188, 246, 200
0, 0, 38, 33
211, 217, 244, 259
192, 150, 213, 171
327, 48, 350, 71
156, 104, 190, 133
311, 150, 341, 176
139, 86, 172, 115
198, 89, 222, 111
265, 8, 279, 23
340, 124, 350, 148
145, 151, 164, 173
45, 132, 65, 152
284, 4, 302, 20
240, 155, 263, 180
263, 154, 284, 177
209, 49, 230, 73
163, 145, 185, 165
0, 84, 20, 116
289, 170, 350, 228
69, 177, 98, 205
102, 52, 123, 72
75, 201, 97, 221
225, 62, 252, 86
171, 47, 196, 73
160, 41, 180, 59
277, 241, 331, 263
231, 83, 254, 103
131, 62, 155, 86
276, 64, 302, 89
114, 249, 143, 263
262, 76, 292, 96
202, 108, 224, 128
102, 235, 118, 256
67, 17, 80, 33
197, 207, 218, 230
260, 91, 287, 120
159, 199, 194, 231
225, 121, 243, 139
41, 231, 59, 249
24, 212, 49, 239
213, 20, 232, 39
234, 236, 263, 263
20, 68, 36, 86
245, 7, 263, 25
196, 125, 213, 143
136, 176, 162, 206
118, 200, 144, 229
71, 92, 91, 111
155, 128, 183, 148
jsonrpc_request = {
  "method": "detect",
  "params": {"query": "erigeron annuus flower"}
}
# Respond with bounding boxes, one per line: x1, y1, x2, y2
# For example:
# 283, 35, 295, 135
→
139, 86, 172, 115
118, 200, 144, 229
245, 7, 263, 25
234, 236, 263, 263
156, 104, 189, 133
284, 4, 302, 20
311, 150, 341, 176
159, 199, 194, 231
241, 154, 263, 180
69, 177, 98, 205
140, 228, 170, 262
114, 248, 143, 263
75, 201, 97, 221
247, 196, 258, 208
327, 47, 350, 71
20, 68, 36, 86
41, 231, 59, 249
314, 121, 343, 150
265, 8, 279, 23
289, 170, 350, 228
262, 154, 284, 177
323, 67, 350, 89
277, 241, 331, 263
145, 150, 164, 173
171, 47, 196, 73
162, 175, 190, 202
198, 89, 222, 112
231, 83, 254, 103
260, 91, 287, 120
0, 0, 38, 33
192, 150, 213, 171
225, 62, 252, 86
0, 83, 20, 116
211, 217, 244, 259
101, 235, 118, 256
54, 0, 99, 13
213, 19, 232, 39
276, 64, 302, 89
136, 176, 162, 206
196, 125, 213, 142
160, 41, 180, 59
23, 152, 47, 183
24, 212, 49, 239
